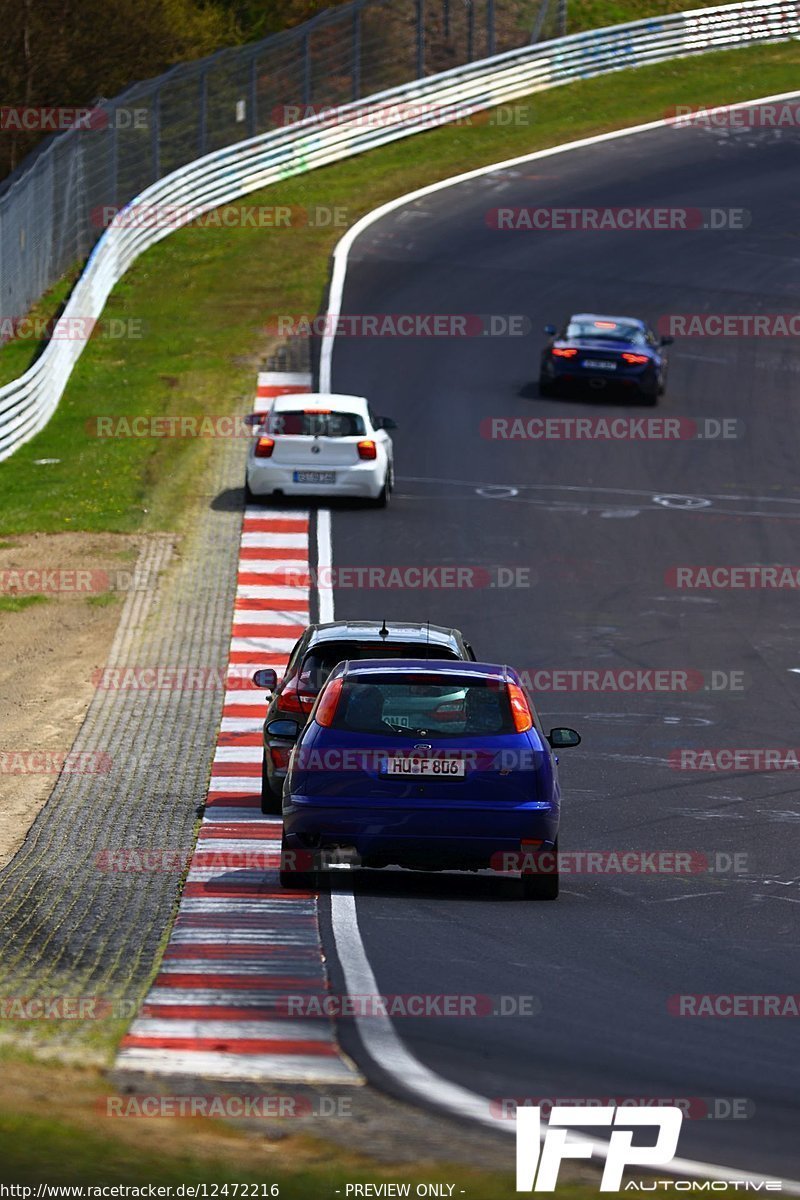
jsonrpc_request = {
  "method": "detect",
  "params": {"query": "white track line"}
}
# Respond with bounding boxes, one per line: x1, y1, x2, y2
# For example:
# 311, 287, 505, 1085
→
320, 94, 800, 1190
317, 509, 334, 622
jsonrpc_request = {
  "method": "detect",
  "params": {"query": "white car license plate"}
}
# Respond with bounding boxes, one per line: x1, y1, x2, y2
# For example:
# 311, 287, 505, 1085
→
583, 359, 617, 371
384, 756, 465, 778
293, 470, 336, 484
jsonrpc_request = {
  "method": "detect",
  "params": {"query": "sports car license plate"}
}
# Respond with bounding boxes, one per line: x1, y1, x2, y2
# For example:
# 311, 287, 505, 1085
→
582, 359, 617, 370
384, 756, 465, 778
293, 470, 336, 484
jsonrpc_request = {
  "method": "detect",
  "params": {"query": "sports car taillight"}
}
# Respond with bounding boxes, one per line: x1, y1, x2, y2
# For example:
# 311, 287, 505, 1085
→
357, 439, 377, 460
551, 347, 578, 358
255, 436, 275, 457
621, 353, 649, 365
279, 678, 316, 715
507, 683, 533, 733
315, 677, 343, 727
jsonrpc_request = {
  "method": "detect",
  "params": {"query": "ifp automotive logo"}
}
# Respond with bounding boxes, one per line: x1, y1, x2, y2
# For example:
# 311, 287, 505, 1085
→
516, 1105, 683, 1191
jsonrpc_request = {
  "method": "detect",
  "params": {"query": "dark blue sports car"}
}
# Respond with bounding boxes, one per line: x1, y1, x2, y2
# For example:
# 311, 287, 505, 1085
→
539, 313, 673, 403
274, 658, 580, 900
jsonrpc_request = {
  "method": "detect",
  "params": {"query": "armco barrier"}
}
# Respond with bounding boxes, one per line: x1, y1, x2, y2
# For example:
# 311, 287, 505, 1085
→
1, 0, 798, 461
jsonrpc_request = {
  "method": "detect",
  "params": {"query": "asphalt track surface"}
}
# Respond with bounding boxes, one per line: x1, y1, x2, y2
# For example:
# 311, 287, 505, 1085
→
314, 112, 800, 1179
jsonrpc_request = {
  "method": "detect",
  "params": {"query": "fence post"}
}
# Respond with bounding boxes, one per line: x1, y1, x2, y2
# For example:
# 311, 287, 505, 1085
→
530, 0, 551, 42
198, 70, 208, 156
557, 0, 567, 36
443, 0, 450, 38
487, 0, 495, 56
416, 0, 425, 77
352, 1, 362, 101
151, 88, 161, 181
248, 55, 258, 137
108, 106, 118, 212
467, 0, 474, 61
302, 32, 311, 106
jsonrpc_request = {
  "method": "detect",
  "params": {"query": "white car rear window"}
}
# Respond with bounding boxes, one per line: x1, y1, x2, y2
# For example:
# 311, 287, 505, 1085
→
268, 411, 366, 437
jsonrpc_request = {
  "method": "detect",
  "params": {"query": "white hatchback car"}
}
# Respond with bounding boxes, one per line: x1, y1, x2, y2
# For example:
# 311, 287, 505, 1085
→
246, 393, 396, 506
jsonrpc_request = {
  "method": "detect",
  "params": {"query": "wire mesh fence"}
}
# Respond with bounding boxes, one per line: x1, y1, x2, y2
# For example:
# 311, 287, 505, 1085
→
0, 0, 558, 337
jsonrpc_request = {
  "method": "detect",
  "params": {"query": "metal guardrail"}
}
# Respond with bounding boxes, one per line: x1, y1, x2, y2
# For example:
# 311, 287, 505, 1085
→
0, 0, 549, 335
1, 0, 798, 460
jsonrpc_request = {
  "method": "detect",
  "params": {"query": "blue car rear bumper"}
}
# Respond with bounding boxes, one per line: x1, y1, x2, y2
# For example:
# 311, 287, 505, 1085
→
282, 796, 558, 870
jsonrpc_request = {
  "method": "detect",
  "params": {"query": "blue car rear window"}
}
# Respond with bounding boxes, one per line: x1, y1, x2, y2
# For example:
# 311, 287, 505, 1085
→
330, 679, 515, 737
565, 321, 646, 344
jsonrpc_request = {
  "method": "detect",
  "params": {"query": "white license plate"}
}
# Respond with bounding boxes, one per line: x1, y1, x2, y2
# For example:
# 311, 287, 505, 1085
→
293, 470, 336, 484
384, 756, 466, 778
583, 359, 617, 371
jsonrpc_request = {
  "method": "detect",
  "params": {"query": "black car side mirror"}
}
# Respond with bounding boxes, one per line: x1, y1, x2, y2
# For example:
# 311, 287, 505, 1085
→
660, 335, 674, 346
544, 324, 557, 336
547, 727, 581, 749
252, 668, 278, 691
376, 416, 398, 431
266, 718, 301, 741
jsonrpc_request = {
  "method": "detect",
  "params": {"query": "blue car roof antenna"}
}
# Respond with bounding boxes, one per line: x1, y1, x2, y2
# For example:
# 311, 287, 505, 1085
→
379, 619, 389, 638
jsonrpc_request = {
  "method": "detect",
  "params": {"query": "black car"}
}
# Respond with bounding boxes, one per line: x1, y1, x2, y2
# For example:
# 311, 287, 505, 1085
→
539, 313, 673, 403
252, 620, 477, 813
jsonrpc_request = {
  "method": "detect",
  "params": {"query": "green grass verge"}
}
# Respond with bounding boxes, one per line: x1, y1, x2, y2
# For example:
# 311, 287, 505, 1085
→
0, 273, 78, 389
0, 593, 49, 612
0, 41, 796, 536
0, 1105, 690, 1197
0, 1108, 485, 1191
86, 591, 121, 607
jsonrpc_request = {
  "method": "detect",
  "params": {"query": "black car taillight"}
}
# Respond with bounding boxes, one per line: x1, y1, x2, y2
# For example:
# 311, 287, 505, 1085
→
279, 678, 316, 715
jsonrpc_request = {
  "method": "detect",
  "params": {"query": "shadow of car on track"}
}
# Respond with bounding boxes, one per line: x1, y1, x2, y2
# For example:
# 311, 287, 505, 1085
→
519, 381, 662, 406
330, 868, 529, 904
211, 486, 390, 513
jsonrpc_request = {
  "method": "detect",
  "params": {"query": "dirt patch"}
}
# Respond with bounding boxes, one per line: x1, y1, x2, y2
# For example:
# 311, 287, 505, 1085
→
0, 533, 147, 869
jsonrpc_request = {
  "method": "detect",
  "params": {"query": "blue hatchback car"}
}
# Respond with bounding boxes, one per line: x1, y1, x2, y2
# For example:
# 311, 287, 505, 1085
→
539, 313, 673, 403
274, 659, 580, 900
